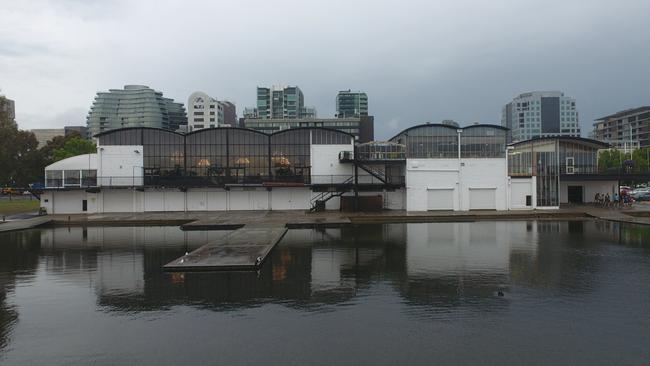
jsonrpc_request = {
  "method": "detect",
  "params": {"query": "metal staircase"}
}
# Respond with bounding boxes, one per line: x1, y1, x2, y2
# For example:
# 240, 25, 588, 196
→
309, 176, 354, 212
26, 187, 42, 200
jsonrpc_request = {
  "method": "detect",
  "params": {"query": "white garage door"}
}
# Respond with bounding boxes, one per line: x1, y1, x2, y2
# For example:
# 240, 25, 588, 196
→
427, 189, 454, 210
469, 188, 496, 210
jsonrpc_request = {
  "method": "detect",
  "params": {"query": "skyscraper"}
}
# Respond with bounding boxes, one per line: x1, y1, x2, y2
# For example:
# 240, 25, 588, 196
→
336, 90, 368, 118
252, 85, 315, 119
86, 85, 186, 137
501, 91, 580, 142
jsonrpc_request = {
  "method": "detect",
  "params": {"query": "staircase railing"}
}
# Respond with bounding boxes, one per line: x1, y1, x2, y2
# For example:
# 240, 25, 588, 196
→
309, 176, 354, 212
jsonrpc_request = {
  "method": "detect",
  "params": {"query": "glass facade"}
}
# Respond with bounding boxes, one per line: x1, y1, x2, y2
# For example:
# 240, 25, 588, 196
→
271, 129, 311, 182
391, 125, 458, 158
45, 169, 97, 188
559, 141, 598, 174
389, 124, 507, 159
96, 127, 353, 186
508, 137, 607, 207
45, 170, 63, 188
461, 126, 507, 158
356, 142, 406, 161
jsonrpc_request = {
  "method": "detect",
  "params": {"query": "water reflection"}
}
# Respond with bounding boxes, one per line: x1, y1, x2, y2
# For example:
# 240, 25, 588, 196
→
2, 221, 647, 311
0, 220, 649, 363
0, 231, 40, 350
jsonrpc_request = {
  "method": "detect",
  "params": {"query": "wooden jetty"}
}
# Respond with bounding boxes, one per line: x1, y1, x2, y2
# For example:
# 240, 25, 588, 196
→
163, 226, 288, 271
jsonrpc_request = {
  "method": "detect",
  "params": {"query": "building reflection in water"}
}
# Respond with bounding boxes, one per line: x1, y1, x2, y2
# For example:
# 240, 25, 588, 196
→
1, 219, 649, 345
0, 231, 41, 350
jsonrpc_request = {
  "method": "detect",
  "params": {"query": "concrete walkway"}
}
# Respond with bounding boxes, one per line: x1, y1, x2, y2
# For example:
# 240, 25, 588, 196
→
46, 208, 593, 228
580, 206, 650, 226
0, 216, 52, 233
3, 204, 650, 235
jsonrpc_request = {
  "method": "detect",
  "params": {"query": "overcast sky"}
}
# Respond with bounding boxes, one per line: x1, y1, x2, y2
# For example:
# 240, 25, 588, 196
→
1, 0, 649, 139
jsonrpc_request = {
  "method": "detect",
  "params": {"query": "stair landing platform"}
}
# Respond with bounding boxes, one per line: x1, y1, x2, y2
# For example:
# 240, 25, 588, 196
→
163, 226, 288, 271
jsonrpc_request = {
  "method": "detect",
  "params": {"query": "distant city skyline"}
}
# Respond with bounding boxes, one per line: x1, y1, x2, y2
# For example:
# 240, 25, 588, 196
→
2, 1, 650, 140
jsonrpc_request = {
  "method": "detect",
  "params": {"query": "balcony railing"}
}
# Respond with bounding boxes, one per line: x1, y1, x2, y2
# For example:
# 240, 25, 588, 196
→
508, 164, 650, 177
44, 174, 406, 189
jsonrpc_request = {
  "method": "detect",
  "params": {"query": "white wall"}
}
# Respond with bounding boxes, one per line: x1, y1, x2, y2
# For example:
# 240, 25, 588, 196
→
272, 188, 311, 210
206, 190, 228, 210
52, 190, 86, 214
310, 144, 354, 184
97, 145, 144, 186
459, 158, 508, 211
405, 158, 508, 211
187, 190, 208, 211
101, 190, 134, 212
40, 191, 53, 214
144, 190, 165, 211
228, 189, 269, 210
164, 191, 185, 211
406, 159, 459, 211
560, 180, 618, 203
510, 177, 534, 209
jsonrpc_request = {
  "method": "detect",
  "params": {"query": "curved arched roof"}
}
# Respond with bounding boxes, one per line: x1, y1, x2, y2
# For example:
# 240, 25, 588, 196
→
462, 124, 509, 131
45, 153, 97, 171
95, 126, 355, 139
269, 126, 355, 139
94, 126, 184, 138
185, 126, 268, 137
389, 123, 508, 141
509, 136, 610, 149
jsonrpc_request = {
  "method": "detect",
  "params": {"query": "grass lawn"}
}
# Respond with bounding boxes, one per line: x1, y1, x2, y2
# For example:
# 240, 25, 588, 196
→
0, 199, 40, 215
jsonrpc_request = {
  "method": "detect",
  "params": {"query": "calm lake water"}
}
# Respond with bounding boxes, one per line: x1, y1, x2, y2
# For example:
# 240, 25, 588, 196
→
1, 220, 649, 365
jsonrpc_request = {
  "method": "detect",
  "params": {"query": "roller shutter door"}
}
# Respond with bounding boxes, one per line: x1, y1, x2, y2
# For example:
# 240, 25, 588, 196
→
427, 188, 454, 210
469, 188, 496, 210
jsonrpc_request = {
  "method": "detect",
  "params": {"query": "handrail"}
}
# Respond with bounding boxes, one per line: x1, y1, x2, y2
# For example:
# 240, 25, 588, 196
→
43, 174, 405, 189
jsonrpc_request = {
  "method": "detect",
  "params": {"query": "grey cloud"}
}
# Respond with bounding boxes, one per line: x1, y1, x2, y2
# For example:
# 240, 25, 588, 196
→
2, 0, 649, 140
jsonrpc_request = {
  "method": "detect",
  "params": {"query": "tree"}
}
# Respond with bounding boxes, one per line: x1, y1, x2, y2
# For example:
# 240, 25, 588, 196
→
52, 137, 96, 162
599, 147, 650, 174
598, 149, 625, 170
39, 131, 80, 163
631, 147, 650, 173
0, 99, 43, 187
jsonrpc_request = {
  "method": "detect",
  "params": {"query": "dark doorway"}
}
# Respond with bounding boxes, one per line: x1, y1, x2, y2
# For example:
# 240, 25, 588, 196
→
82, 199, 88, 212
567, 186, 583, 204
